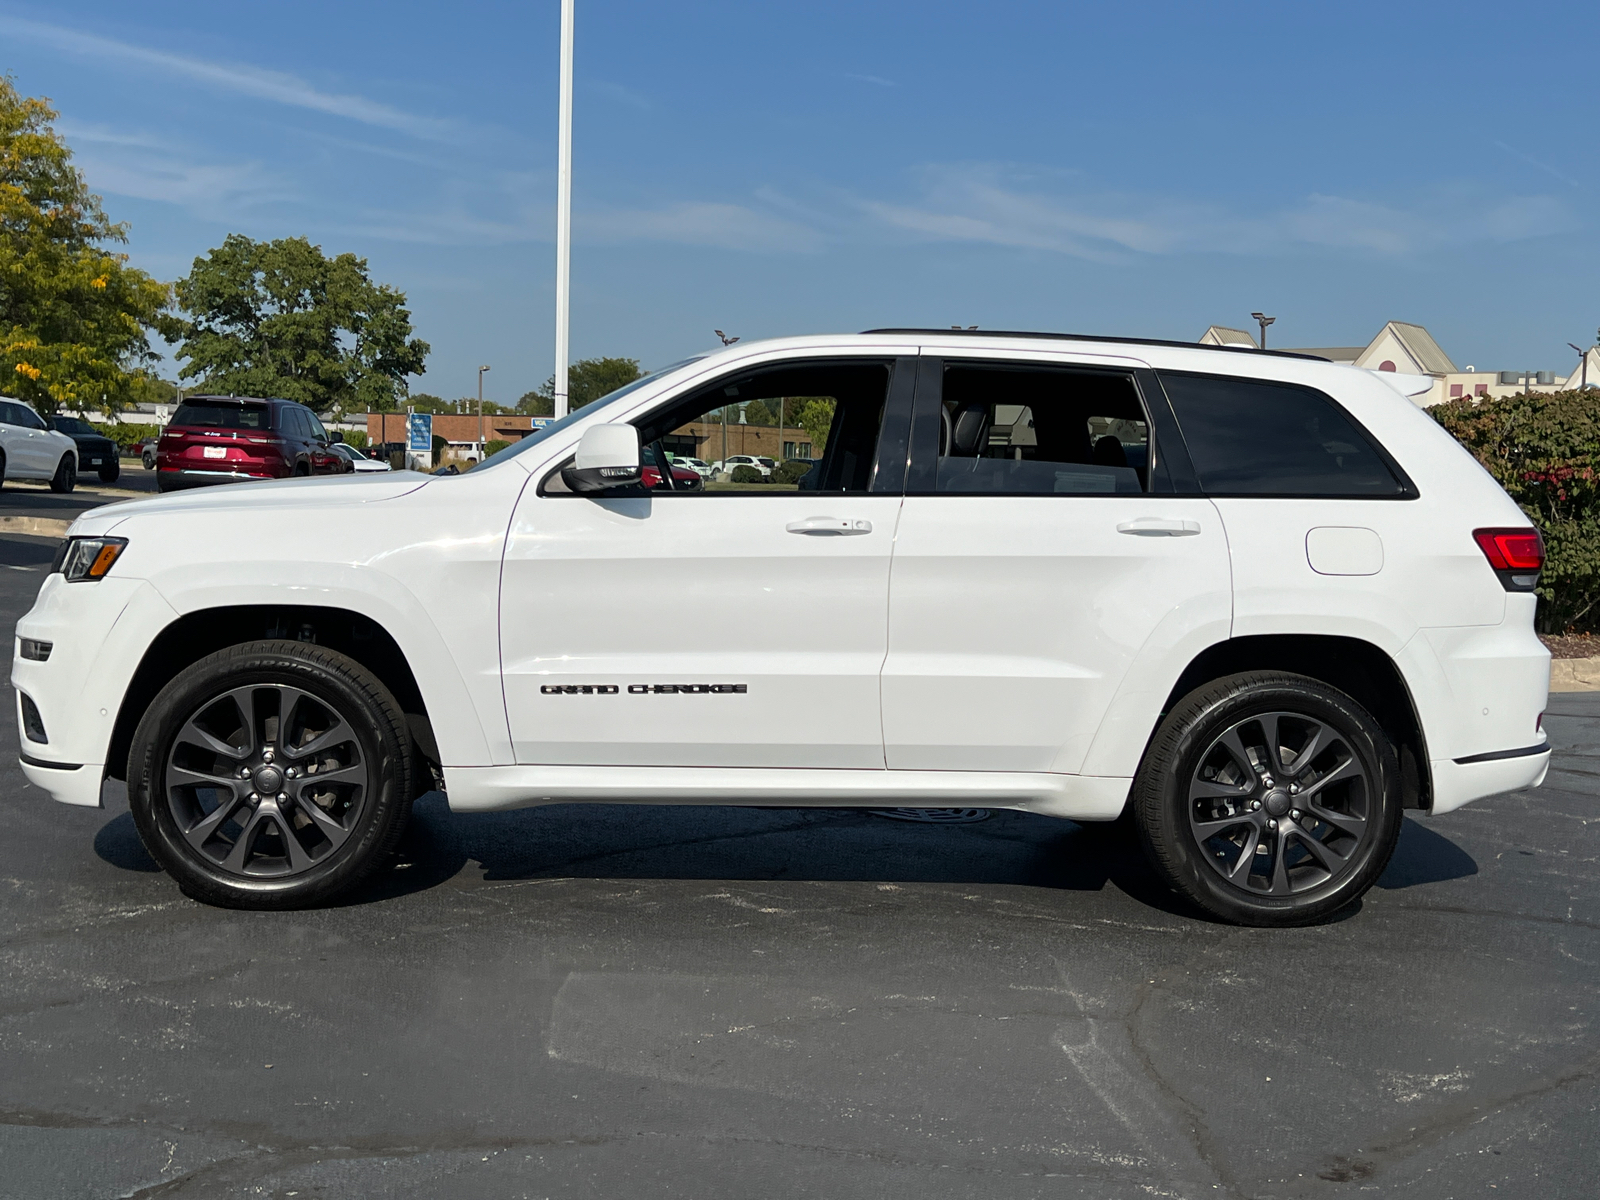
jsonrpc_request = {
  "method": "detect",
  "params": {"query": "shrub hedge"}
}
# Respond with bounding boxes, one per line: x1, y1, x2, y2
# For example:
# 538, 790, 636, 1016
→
730, 464, 765, 484
1431, 388, 1600, 633
773, 458, 814, 484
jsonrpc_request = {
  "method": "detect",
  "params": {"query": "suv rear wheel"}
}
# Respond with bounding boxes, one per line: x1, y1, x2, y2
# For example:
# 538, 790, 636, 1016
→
128, 640, 415, 908
1132, 672, 1402, 926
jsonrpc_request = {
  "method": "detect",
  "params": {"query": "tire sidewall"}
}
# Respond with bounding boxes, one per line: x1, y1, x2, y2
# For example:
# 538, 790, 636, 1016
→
128, 642, 411, 908
1137, 674, 1403, 926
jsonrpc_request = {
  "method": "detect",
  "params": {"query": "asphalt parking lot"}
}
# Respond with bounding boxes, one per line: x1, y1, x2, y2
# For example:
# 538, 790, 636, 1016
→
0, 504, 1596, 1199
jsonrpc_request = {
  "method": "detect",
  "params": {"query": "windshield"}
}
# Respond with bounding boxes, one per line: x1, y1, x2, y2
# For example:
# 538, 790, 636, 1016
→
52, 417, 94, 435
474, 357, 705, 471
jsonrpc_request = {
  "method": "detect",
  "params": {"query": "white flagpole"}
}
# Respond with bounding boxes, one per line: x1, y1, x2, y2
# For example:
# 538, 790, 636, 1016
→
553, 0, 575, 418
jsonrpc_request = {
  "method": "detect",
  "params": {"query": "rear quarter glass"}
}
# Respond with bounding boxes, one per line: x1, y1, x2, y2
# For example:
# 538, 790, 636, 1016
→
1158, 371, 1409, 497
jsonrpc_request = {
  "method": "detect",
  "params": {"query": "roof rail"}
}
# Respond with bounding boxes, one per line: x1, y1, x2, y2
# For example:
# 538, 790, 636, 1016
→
860, 328, 1330, 362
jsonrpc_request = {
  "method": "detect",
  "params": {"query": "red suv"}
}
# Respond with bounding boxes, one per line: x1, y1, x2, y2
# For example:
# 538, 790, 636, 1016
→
156, 396, 353, 492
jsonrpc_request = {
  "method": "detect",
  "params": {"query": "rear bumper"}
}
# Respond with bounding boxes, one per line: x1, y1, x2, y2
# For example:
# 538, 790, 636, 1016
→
1429, 747, 1550, 816
157, 468, 277, 489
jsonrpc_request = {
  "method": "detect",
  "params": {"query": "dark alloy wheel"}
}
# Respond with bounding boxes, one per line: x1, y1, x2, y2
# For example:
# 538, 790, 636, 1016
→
129, 641, 415, 908
142, 450, 155, 470
49, 454, 75, 493
1132, 672, 1402, 927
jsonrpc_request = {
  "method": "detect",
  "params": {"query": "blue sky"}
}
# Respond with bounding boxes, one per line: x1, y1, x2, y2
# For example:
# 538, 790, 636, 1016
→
4, 0, 1594, 404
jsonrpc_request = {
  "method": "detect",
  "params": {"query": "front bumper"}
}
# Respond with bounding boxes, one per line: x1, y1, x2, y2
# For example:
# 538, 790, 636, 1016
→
13, 575, 179, 807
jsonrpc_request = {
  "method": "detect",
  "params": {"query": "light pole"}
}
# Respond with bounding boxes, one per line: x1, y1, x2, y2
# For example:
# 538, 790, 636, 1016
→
553, 0, 575, 418
1569, 343, 1589, 390
477, 364, 491, 454
1251, 312, 1275, 349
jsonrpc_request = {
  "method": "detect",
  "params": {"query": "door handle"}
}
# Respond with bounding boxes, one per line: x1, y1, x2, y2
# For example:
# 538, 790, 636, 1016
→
1117, 518, 1201, 537
786, 516, 873, 536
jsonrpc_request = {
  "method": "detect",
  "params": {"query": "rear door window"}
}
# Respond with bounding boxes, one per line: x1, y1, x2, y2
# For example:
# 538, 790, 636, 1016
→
171, 402, 272, 431
1159, 372, 1410, 497
919, 363, 1150, 494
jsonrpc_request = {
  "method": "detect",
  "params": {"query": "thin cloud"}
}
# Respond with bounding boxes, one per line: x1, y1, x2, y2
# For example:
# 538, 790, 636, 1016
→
0, 15, 446, 138
861, 164, 1575, 260
1493, 140, 1581, 190
845, 73, 896, 87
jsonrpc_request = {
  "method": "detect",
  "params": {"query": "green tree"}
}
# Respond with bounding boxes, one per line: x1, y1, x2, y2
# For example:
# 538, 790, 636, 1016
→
527, 356, 642, 413
0, 76, 169, 414
741, 398, 776, 426
159, 234, 429, 419
788, 397, 836, 455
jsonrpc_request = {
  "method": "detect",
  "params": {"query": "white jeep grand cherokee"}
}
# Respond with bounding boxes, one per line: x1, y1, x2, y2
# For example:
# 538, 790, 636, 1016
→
12, 331, 1551, 925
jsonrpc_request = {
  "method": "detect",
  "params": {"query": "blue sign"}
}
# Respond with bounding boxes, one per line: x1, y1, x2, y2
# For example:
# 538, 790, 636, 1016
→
407, 412, 432, 452
530, 417, 555, 430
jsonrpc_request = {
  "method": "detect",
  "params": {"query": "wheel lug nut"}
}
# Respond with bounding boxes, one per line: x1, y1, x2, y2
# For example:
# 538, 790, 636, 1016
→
262, 749, 274, 763
1289, 783, 1299, 794
1251, 800, 1262, 811
248, 792, 259, 803
1290, 809, 1301, 821
277, 793, 287, 803
285, 767, 299, 779
1267, 818, 1277, 831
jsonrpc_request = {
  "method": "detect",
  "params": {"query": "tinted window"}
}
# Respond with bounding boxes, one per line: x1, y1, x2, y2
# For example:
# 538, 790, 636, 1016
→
1160, 373, 1405, 497
303, 410, 329, 441
52, 417, 95, 435
0, 402, 22, 427
931, 364, 1147, 495
172, 402, 271, 431
12, 404, 46, 430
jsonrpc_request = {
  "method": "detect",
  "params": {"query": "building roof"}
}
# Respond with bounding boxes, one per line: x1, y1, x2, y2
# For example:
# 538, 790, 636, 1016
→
1198, 325, 1258, 348
1280, 347, 1365, 363
1385, 322, 1457, 375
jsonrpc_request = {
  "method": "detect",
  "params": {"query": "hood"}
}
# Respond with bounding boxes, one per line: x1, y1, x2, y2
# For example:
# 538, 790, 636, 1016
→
69, 470, 434, 535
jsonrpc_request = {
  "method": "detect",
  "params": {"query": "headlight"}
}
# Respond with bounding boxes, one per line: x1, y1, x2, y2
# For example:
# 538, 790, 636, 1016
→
50, 537, 128, 581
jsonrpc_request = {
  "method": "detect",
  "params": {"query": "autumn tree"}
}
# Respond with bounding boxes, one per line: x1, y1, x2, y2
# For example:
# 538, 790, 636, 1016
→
0, 76, 169, 413
160, 234, 429, 420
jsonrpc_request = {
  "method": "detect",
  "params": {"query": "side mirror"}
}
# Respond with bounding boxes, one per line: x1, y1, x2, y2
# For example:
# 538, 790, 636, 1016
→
561, 423, 641, 493
330, 430, 345, 444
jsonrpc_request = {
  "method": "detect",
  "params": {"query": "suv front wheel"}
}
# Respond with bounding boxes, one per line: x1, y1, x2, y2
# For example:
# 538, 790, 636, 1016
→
128, 640, 415, 908
1132, 672, 1402, 926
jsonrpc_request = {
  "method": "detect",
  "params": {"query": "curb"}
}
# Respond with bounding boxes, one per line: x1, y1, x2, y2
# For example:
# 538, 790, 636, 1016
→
1551, 657, 1600, 694
0, 515, 72, 538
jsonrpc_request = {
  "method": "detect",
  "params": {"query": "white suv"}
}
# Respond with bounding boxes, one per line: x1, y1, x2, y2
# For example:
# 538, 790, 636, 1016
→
0, 396, 79, 491
12, 331, 1551, 924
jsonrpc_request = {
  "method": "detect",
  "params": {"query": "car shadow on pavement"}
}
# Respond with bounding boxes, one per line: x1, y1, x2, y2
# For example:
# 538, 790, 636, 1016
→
1376, 816, 1478, 889
349, 795, 1199, 916
91, 800, 1475, 917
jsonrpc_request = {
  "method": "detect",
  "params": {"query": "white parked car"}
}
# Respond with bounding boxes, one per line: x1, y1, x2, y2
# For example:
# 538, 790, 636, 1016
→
0, 396, 80, 491
13, 331, 1551, 923
677, 456, 713, 478
330, 442, 392, 473
716, 454, 774, 477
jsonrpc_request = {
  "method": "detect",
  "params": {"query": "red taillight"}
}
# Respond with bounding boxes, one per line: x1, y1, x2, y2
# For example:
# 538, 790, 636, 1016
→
1473, 527, 1544, 571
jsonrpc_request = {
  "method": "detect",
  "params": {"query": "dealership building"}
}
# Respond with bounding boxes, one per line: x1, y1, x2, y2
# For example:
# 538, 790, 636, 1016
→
1201, 321, 1600, 407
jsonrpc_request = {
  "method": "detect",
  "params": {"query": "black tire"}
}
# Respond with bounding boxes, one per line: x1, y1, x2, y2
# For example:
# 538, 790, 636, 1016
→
142, 451, 155, 470
99, 461, 120, 483
49, 454, 76, 493
1132, 672, 1402, 927
128, 640, 416, 909
0, 449, 7, 491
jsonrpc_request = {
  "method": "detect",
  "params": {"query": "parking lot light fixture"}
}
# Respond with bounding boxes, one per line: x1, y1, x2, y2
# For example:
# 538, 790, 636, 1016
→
478, 364, 491, 455
1251, 312, 1275, 349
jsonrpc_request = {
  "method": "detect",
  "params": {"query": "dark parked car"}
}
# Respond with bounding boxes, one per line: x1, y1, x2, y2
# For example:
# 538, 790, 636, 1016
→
48, 417, 121, 483
155, 396, 353, 491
